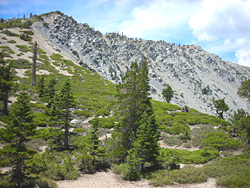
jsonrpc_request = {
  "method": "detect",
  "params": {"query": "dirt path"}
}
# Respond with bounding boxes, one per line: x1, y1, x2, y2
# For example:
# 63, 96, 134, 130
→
56, 170, 223, 188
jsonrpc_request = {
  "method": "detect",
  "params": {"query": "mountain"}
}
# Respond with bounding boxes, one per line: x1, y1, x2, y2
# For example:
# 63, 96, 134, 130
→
9, 11, 250, 116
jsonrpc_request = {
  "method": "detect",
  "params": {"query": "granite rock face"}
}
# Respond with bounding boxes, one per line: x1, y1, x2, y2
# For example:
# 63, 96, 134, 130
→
33, 12, 250, 117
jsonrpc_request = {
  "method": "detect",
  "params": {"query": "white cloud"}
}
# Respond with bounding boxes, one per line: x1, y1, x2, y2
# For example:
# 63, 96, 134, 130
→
189, 0, 250, 66
119, 0, 200, 40
236, 47, 250, 67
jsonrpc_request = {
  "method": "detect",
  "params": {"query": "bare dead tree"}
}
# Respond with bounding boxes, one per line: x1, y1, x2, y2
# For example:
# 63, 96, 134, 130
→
32, 42, 38, 86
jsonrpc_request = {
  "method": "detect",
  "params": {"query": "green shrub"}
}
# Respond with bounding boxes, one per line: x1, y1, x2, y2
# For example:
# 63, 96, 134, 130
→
12, 59, 31, 68
112, 163, 141, 181
20, 33, 32, 41
160, 148, 219, 164
151, 167, 208, 186
15, 45, 31, 52
41, 151, 80, 180
204, 155, 250, 188
0, 46, 15, 55
20, 30, 34, 35
98, 116, 117, 128
7, 40, 16, 44
73, 110, 93, 117
191, 126, 215, 147
95, 108, 110, 116
162, 134, 183, 146
38, 48, 46, 54
2, 29, 19, 37
201, 132, 243, 150
51, 53, 63, 61
73, 128, 86, 133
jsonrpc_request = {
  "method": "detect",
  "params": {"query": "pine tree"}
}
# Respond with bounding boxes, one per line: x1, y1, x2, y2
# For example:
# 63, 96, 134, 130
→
212, 98, 229, 119
0, 92, 36, 187
37, 75, 45, 97
0, 63, 14, 115
49, 79, 75, 149
45, 78, 57, 108
88, 118, 105, 167
238, 79, 250, 104
162, 85, 174, 103
126, 110, 160, 173
113, 60, 158, 162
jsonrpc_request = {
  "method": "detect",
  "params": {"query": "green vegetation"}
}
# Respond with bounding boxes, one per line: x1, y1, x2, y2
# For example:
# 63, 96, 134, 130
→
162, 85, 174, 103
0, 46, 15, 57
7, 40, 16, 44
0, 18, 248, 187
238, 79, 250, 102
201, 132, 242, 150
0, 19, 33, 29
2, 29, 19, 37
16, 44, 31, 52
160, 148, 219, 164
204, 155, 250, 188
151, 167, 208, 186
20, 33, 32, 41
212, 98, 229, 119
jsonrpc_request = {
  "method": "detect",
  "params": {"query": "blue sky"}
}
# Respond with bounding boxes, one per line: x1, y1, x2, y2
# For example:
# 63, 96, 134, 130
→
1, 0, 250, 67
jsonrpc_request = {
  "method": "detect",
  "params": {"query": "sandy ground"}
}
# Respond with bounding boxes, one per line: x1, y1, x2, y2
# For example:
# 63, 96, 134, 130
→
56, 170, 223, 188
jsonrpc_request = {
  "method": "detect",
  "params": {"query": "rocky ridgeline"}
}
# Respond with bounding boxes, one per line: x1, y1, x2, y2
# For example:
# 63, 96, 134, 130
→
33, 12, 250, 117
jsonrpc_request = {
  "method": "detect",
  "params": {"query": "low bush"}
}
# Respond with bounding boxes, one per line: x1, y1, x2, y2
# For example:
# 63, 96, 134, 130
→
111, 163, 141, 181
20, 30, 34, 35
15, 45, 31, 53
201, 132, 242, 151
20, 33, 32, 41
162, 134, 183, 146
160, 148, 219, 164
7, 40, 16, 44
73, 110, 93, 118
150, 166, 208, 186
2, 29, 19, 37
12, 59, 31, 68
204, 155, 250, 188
98, 116, 117, 128
41, 151, 80, 180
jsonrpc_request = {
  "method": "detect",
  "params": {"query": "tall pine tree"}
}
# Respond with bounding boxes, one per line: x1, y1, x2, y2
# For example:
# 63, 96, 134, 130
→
0, 92, 36, 187
112, 60, 159, 164
0, 63, 14, 115
49, 79, 75, 149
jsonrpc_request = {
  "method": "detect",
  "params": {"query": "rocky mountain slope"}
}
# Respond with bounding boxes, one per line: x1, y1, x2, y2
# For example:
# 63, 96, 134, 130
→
32, 11, 250, 116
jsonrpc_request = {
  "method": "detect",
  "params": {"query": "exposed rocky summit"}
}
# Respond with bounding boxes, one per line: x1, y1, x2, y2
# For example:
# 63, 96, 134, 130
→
33, 11, 250, 117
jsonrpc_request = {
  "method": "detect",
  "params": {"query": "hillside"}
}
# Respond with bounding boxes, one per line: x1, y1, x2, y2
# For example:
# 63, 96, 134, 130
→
0, 13, 249, 188
31, 11, 250, 117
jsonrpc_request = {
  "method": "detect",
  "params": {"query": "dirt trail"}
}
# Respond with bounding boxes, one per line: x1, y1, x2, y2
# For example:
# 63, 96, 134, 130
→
56, 170, 223, 188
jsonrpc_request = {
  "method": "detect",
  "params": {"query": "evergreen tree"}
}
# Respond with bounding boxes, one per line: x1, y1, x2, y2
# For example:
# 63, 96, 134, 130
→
162, 85, 174, 103
212, 98, 229, 119
88, 118, 105, 167
45, 78, 57, 108
126, 110, 160, 174
49, 79, 75, 149
113, 60, 158, 162
0, 92, 36, 187
230, 109, 250, 145
76, 118, 105, 171
238, 79, 250, 104
0, 63, 14, 115
37, 75, 45, 97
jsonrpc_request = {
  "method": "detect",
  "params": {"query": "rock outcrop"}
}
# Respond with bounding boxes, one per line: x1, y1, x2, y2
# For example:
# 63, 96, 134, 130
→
33, 12, 250, 117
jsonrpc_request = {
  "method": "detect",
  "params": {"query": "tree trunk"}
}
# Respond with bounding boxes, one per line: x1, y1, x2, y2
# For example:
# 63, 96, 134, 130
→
32, 42, 38, 86
3, 90, 8, 115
